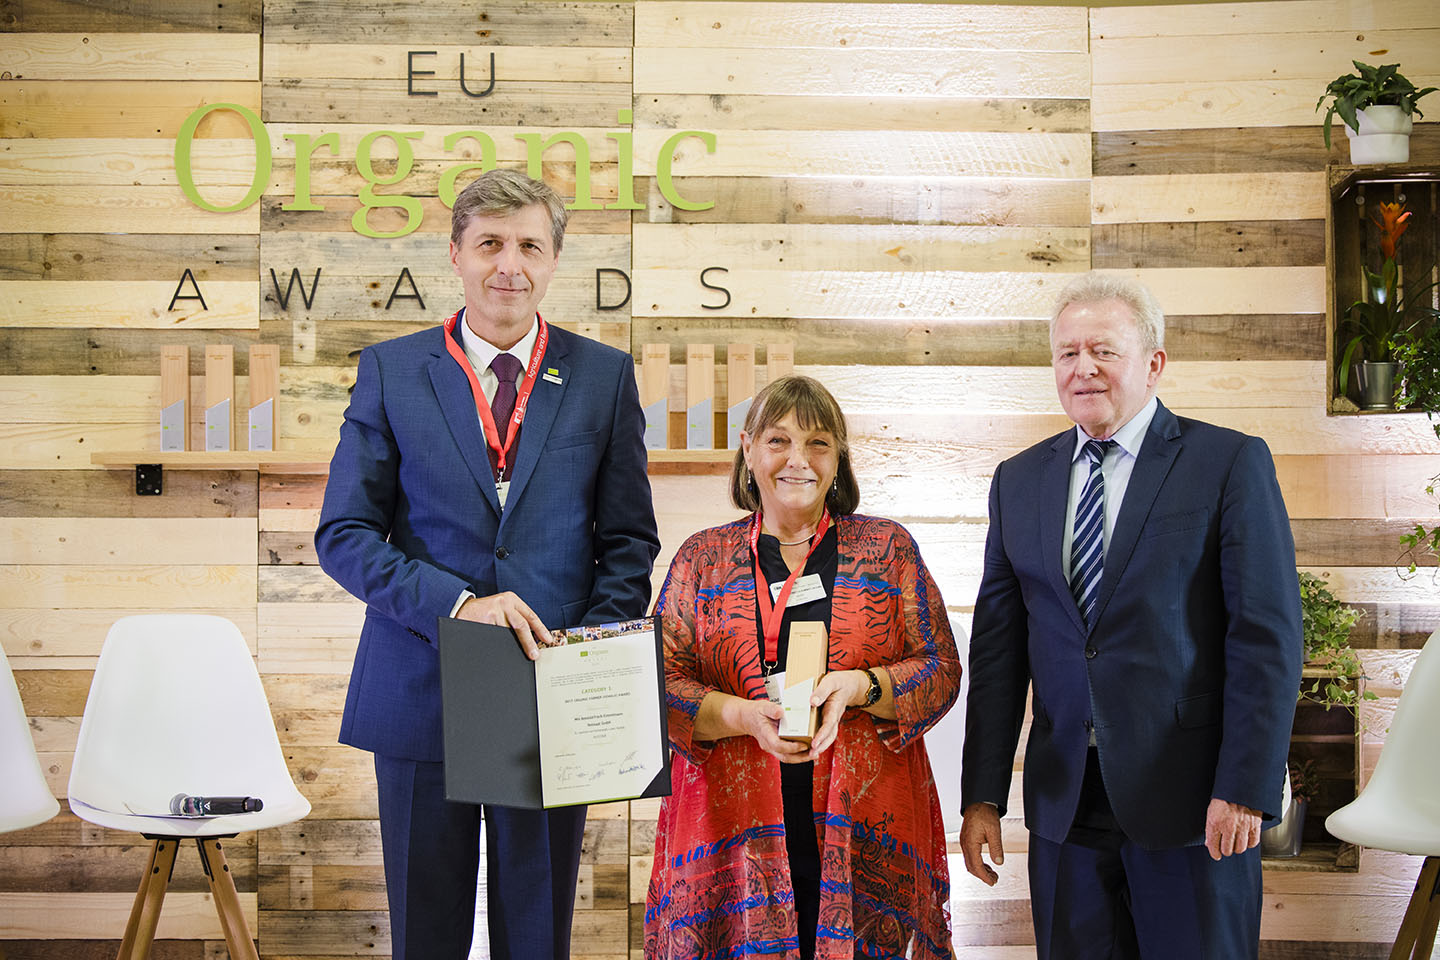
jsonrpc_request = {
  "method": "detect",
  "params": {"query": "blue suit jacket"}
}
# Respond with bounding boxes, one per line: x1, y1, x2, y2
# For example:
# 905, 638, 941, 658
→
961, 400, 1302, 849
315, 320, 661, 762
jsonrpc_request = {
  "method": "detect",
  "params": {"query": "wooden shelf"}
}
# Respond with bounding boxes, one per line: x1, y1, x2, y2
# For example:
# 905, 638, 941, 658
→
1262, 841, 1359, 873
645, 448, 734, 475
91, 448, 735, 477
91, 450, 334, 474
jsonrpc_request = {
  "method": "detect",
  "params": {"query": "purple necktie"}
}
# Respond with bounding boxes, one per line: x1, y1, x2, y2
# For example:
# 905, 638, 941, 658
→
488, 352, 523, 475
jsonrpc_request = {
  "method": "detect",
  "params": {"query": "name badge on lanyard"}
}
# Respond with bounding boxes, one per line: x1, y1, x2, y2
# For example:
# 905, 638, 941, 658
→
773, 573, 826, 607
441, 309, 550, 503
751, 510, 831, 676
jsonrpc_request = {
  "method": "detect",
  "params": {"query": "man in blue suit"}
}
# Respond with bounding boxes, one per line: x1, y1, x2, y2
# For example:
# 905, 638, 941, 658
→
315, 169, 660, 960
959, 273, 1302, 958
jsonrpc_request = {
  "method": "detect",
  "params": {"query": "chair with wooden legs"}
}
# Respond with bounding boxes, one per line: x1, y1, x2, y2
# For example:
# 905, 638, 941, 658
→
1325, 630, 1440, 960
0, 644, 60, 835
67, 614, 310, 959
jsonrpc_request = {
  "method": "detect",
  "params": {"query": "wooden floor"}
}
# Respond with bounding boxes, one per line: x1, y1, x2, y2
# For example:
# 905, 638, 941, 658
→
949, 847, 1439, 959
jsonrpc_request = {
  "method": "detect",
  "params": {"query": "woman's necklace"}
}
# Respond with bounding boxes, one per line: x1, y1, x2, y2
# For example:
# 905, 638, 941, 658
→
776, 534, 813, 546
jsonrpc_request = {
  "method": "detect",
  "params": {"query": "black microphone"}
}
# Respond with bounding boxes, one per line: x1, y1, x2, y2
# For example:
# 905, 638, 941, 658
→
169, 793, 264, 816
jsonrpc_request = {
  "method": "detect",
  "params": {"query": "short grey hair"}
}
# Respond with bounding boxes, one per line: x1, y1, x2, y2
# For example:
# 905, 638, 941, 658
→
1049, 272, 1165, 353
450, 168, 568, 254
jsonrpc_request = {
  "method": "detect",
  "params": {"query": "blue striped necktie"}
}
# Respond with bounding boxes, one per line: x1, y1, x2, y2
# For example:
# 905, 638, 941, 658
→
1070, 439, 1116, 626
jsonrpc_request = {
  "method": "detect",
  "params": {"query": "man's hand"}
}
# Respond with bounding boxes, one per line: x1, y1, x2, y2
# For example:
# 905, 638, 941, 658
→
1205, 797, 1262, 860
960, 802, 1005, 886
457, 592, 551, 660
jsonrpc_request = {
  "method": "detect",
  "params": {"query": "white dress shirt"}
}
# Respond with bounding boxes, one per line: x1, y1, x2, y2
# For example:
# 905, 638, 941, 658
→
457, 309, 538, 408
1060, 395, 1159, 582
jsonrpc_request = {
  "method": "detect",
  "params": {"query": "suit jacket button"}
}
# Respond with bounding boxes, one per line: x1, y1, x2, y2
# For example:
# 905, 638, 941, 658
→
1085, 646, 1097, 659
495, 546, 509, 559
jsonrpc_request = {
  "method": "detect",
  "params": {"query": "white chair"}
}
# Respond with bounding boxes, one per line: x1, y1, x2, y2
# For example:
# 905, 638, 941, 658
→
1325, 631, 1440, 960
68, 614, 311, 960
0, 645, 60, 833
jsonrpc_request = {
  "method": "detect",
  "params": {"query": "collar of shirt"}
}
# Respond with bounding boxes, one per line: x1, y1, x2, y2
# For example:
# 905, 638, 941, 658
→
457, 312, 539, 403
1070, 394, 1159, 465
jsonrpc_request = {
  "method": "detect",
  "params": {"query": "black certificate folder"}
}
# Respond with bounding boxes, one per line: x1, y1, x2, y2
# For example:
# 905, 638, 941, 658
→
438, 616, 672, 809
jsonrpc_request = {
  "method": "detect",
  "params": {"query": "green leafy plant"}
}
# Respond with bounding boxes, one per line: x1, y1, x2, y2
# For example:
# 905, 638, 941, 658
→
1394, 322, 1440, 578
1316, 61, 1437, 148
1288, 758, 1319, 807
1394, 319, 1440, 426
1297, 571, 1376, 714
1397, 479, 1440, 579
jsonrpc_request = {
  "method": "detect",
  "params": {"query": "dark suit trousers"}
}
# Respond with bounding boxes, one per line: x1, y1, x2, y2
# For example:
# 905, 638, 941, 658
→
374, 754, 587, 960
1028, 749, 1262, 960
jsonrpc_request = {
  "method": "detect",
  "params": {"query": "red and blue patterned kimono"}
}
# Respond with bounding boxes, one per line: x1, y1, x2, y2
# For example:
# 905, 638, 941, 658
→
646, 513, 961, 960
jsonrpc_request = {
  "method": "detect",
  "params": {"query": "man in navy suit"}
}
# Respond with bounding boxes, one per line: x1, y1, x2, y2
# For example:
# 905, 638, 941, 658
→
315, 169, 660, 960
959, 273, 1302, 958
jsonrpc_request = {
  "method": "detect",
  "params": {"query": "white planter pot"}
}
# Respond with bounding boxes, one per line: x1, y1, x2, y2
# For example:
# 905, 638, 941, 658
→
1345, 105, 1414, 164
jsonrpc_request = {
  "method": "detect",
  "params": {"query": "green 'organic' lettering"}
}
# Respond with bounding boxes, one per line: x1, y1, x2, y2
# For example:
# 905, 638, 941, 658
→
174, 102, 270, 214
353, 130, 425, 239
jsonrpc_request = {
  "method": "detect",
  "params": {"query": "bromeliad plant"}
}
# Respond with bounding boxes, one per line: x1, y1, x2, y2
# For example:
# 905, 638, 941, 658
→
1337, 200, 1440, 394
1316, 61, 1437, 149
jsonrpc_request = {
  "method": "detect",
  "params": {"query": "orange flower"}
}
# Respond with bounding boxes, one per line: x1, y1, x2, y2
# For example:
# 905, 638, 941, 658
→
1372, 201, 1412, 259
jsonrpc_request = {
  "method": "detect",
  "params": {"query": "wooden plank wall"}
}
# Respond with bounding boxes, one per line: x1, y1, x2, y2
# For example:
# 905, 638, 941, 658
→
2, 1, 1440, 958
1064, 3, 1440, 957
1, 2, 270, 958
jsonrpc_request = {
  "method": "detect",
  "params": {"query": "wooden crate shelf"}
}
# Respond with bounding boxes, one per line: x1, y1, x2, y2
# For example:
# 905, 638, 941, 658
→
1267, 667, 1365, 872
1325, 163, 1440, 414
1262, 841, 1360, 873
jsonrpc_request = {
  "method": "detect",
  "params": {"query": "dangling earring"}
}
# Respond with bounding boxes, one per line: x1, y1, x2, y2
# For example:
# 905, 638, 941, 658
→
745, 463, 758, 497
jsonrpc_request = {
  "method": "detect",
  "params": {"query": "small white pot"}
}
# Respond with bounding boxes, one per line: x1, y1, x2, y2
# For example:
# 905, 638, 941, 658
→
1345, 105, 1414, 164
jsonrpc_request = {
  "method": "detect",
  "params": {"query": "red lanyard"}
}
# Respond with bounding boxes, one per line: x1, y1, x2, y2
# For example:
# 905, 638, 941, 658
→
443, 309, 549, 480
750, 509, 831, 671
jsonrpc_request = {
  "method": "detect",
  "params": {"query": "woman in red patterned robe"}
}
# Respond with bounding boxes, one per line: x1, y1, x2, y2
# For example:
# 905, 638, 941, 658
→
646, 376, 960, 960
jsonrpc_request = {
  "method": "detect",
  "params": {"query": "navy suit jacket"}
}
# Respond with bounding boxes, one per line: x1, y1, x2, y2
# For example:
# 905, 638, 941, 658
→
315, 320, 661, 762
961, 400, 1302, 849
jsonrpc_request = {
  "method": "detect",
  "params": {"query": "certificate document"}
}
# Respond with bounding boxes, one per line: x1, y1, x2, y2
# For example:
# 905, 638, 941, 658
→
536, 619, 665, 807
438, 616, 670, 809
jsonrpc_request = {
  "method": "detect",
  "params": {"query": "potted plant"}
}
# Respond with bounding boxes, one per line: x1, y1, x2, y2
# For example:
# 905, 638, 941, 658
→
1298, 570, 1375, 715
1262, 758, 1317, 858
1316, 61, 1436, 164
1394, 311, 1440, 577
1336, 200, 1440, 409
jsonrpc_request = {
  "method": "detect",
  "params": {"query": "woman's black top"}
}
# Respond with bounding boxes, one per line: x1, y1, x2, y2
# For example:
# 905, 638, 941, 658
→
754, 523, 839, 936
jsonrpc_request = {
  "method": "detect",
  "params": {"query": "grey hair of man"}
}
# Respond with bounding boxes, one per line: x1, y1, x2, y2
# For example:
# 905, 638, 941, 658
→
450, 168, 569, 255
1048, 272, 1166, 353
